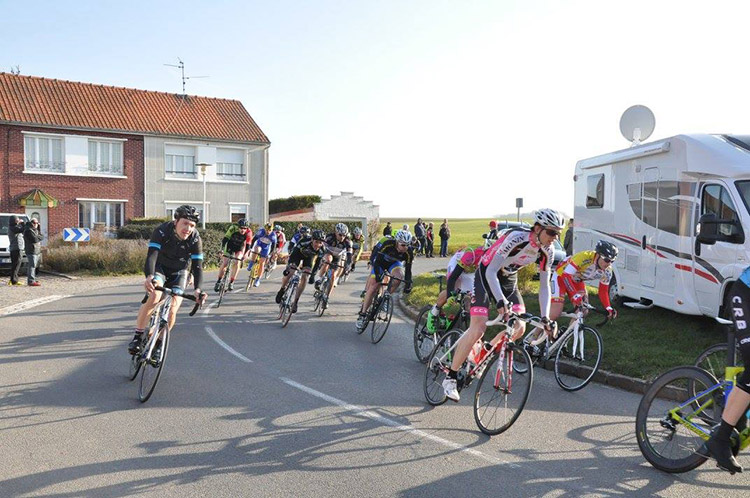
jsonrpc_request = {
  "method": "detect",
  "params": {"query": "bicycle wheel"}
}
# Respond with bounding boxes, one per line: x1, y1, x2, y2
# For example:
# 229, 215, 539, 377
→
414, 305, 439, 363
280, 283, 296, 328
554, 326, 603, 391
317, 278, 330, 317
694, 343, 744, 382
216, 278, 227, 308
138, 326, 170, 403
514, 330, 541, 375
424, 331, 462, 406
473, 342, 533, 436
371, 294, 394, 344
128, 346, 142, 381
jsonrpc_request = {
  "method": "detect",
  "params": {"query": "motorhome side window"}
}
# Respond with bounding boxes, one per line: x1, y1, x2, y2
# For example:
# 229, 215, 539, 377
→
586, 174, 604, 208
702, 184, 741, 237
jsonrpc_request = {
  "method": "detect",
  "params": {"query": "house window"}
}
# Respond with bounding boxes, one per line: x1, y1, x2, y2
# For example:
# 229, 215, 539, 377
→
586, 174, 605, 208
165, 145, 197, 178
25, 135, 64, 172
216, 148, 245, 180
88, 140, 123, 174
78, 201, 124, 230
230, 204, 248, 222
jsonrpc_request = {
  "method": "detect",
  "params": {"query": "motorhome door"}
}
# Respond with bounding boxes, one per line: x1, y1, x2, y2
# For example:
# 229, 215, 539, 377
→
639, 167, 659, 288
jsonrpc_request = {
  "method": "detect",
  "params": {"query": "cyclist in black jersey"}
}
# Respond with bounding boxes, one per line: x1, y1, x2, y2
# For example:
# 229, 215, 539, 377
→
128, 205, 207, 354
312, 223, 353, 299
275, 230, 326, 313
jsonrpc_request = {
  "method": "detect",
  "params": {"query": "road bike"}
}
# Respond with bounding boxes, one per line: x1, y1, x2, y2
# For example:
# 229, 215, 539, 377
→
264, 254, 278, 280
413, 284, 471, 363
636, 316, 750, 473
515, 302, 608, 391
278, 266, 311, 328
128, 286, 202, 402
694, 341, 744, 383
245, 254, 264, 291
312, 260, 345, 317
357, 270, 405, 344
423, 312, 541, 435
215, 255, 243, 308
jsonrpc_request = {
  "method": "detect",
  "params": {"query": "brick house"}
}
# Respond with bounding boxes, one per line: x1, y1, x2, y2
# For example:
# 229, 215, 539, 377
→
0, 73, 270, 241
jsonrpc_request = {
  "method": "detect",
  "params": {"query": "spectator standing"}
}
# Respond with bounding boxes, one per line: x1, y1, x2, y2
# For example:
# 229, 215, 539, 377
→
8, 215, 25, 286
23, 218, 43, 286
439, 219, 451, 257
414, 218, 426, 256
563, 218, 574, 256
383, 221, 392, 237
425, 222, 435, 257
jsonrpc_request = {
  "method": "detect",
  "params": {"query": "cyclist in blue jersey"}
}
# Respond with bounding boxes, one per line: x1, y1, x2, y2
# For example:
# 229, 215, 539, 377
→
247, 222, 277, 288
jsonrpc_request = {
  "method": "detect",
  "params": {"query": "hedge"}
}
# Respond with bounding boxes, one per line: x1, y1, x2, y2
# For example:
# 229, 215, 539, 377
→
269, 195, 321, 214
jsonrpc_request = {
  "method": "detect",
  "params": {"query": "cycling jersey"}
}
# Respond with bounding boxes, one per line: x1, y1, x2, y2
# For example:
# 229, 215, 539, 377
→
274, 231, 286, 252
222, 225, 253, 254
350, 235, 364, 263
728, 268, 750, 394
456, 246, 485, 273
146, 221, 204, 290
288, 231, 304, 252
252, 229, 278, 258
554, 250, 613, 307
370, 237, 414, 283
446, 246, 484, 295
287, 237, 324, 268
324, 233, 353, 260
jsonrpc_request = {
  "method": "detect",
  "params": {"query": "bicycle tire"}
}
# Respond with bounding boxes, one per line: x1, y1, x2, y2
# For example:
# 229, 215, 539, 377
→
424, 331, 462, 406
317, 277, 330, 317
635, 366, 722, 473
414, 305, 439, 363
554, 326, 603, 391
371, 294, 394, 344
473, 342, 533, 436
128, 347, 142, 381
138, 325, 170, 403
216, 279, 227, 308
280, 282, 296, 328
694, 343, 744, 383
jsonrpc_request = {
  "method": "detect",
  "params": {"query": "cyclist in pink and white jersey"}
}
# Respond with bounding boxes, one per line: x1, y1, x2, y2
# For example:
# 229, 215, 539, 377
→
425, 246, 485, 332
442, 208, 564, 402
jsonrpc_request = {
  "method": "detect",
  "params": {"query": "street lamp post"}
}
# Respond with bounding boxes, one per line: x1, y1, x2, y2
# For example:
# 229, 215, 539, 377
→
196, 163, 212, 229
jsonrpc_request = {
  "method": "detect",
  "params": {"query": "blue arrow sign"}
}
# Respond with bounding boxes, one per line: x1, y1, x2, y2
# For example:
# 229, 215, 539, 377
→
63, 228, 91, 242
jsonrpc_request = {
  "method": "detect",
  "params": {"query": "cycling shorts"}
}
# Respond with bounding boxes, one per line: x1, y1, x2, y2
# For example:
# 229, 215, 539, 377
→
371, 260, 404, 282
729, 277, 750, 394
287, 251, 316, 270
223, 248, 245, 259
252, 242, 272, 258
153, 264, 189, 293
470, 267, 525, 317
551, 275, 585, 303
447, 254, 475, 295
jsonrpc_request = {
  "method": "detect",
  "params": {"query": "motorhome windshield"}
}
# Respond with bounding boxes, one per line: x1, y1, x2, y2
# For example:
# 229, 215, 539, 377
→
736, 181, 750, 215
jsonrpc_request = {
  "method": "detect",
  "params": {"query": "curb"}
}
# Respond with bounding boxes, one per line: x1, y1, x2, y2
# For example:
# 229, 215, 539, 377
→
396, 294, 651, 395
39, 269, 79, 280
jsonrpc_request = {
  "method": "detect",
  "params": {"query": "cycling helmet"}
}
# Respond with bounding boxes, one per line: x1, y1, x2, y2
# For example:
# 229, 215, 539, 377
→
274, 224, 283, 232
335, 223, 348, 235
533, 208, 565, 229
489, 220, 497, 229
264, 222, 272, 230
395, 230, 413, 244
353, 226, 363, 237
300, 225, 310, 235
595, 240, 619, 260
236, 218, 249, 228
311, 229, 325, 241
174, 205, 200, 223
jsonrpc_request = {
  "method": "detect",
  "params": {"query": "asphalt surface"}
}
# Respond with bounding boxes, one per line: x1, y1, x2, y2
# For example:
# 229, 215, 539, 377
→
0, 257, 748, 497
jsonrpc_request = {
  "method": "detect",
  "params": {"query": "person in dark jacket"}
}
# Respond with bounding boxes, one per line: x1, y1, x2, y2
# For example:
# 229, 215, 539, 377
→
425, 222, 435, 257
8, 215, 25, 285
439, 219, 450, 257
383, 221, 392, 237
563, 218, 574, 256
414, 218, 426, 255
23, 218, 43, 286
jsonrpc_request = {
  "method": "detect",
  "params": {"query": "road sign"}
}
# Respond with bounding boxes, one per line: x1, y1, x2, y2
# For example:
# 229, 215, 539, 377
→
516, 198, 523, 208
63, 227, 90, 242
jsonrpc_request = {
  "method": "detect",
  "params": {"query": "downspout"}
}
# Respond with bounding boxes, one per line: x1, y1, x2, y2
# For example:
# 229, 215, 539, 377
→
5, 126, 11, 212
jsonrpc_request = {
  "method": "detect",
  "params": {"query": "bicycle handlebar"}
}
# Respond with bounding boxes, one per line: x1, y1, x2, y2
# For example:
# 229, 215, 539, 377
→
140, 285, 205, 316
559, 302, 610, 327
486, 312, 547, 329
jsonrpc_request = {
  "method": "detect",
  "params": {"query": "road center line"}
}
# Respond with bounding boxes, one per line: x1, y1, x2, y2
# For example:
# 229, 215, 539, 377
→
281, 377, 514, 467
0, 295, 72, 316
205, 326, 252, 363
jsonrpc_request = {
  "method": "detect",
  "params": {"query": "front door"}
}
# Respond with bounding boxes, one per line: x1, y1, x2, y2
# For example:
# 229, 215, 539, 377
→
25, 207, 48, 246
639, 167, 659, 288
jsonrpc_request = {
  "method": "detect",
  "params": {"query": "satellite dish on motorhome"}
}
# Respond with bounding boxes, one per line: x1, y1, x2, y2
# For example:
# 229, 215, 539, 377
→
620, 105, 655, 145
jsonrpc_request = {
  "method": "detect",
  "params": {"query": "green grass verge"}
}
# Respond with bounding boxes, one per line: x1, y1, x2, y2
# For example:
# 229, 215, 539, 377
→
405, 272, 724, 380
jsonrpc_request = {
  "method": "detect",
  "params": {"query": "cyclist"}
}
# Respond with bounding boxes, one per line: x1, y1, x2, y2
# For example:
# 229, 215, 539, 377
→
129, 205, 206, 354
247, 222, 277, 288
357, 229, 414, 330
214, 218, 253, 292
288, 225, 310, 254
425, 246, 486, 333
698, 267, 750, 473
441, 208, 564, 402
275, 229, 326, 313
348, 226, 365, 273
313, 223, 353, 299
269, 225, 286, 268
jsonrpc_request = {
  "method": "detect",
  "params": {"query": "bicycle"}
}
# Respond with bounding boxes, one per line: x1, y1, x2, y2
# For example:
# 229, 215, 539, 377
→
312, 260, 345, 317
695, 341, 744, 383
357, 270, 405, 344
245, 254, 264, 291
278, 267, 311, 328
215, 255, 243, 308
128, 286, 203, 402
413, 285, 471, 363
515, 302, 608, 391
264, 254, 278, 280
423, 312, 541, 435
635, 316, 750, 473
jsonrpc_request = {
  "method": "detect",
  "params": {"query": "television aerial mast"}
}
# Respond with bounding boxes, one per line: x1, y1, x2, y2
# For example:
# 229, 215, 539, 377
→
163, 58, 208, 95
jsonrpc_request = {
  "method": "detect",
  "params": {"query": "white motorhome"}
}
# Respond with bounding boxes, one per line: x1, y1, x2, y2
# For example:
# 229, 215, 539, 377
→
573, 134, 750, 317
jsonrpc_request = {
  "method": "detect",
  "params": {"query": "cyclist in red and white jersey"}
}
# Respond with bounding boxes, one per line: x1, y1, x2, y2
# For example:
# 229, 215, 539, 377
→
442, 208, 564, 402
270, 225, 286, 267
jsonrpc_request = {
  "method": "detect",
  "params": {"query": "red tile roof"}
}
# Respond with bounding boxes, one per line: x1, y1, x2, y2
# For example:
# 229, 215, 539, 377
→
0, 72, 269, 143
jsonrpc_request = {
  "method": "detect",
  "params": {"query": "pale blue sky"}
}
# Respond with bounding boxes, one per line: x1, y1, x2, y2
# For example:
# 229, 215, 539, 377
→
3, 0, 750, 217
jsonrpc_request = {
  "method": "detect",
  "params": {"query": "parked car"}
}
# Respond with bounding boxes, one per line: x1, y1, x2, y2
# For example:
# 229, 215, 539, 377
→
0, 213, 30, 270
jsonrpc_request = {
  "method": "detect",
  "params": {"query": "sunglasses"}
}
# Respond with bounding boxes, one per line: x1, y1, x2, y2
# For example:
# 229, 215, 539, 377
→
397, 243, 408, 248
601, 257, 614, 264
544, 229, 561, 237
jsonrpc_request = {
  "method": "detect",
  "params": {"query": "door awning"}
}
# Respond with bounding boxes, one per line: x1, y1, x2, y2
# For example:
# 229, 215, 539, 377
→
18, 189, 59, 208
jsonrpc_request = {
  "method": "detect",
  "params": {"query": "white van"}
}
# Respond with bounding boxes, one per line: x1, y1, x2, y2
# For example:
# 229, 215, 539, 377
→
573, 134, 750, 317
0, 213, 30, 269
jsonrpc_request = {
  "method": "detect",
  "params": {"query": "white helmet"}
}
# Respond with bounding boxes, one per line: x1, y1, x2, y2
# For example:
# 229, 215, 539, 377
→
335, 222, 349, 235
534, 208, 565, 229
353, 226, 363, 237
395, 230, 413, 244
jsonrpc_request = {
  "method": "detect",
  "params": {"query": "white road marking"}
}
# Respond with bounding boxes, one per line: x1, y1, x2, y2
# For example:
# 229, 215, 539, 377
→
281, 377, 515, 467
0, 295, 71, 316
205, 326, 252, 363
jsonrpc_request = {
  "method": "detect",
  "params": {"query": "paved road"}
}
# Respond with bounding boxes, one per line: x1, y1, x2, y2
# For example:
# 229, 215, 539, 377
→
1, 257, 748, 497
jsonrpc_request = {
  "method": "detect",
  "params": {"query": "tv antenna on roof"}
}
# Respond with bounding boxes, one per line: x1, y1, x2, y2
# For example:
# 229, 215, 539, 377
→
163, 57, 208, 95
620, 105, 655, 146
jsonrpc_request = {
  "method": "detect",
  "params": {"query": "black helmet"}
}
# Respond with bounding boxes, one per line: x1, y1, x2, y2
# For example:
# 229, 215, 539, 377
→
311, 229, 325, 241
174, 205, 200, 223
236, 218, 249, 228
595, 240, 618, 260
300, 225, 310, 235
